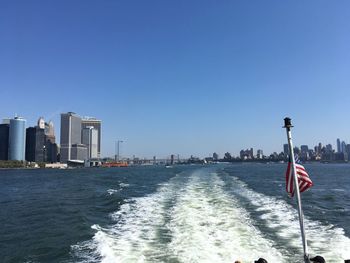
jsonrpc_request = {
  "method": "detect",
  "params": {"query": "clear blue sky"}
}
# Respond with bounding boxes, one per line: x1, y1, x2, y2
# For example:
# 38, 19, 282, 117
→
1, 0, 350, 158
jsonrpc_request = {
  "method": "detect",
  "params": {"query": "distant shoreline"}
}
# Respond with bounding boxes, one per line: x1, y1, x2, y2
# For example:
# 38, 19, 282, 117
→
1, 160, 350, 170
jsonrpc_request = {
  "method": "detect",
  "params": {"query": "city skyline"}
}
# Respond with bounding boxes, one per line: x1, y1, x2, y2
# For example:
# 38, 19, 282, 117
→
1, 1, 350, 158
2, 112, 350, 160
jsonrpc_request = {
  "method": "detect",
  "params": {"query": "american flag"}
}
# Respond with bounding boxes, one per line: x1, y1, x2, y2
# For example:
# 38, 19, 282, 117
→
285, 155, 313, 197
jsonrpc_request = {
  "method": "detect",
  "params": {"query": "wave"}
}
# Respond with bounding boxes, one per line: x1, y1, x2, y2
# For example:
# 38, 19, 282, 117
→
106, 189, 119, 195
72, 168, 350, 263
226, 174, 350, 262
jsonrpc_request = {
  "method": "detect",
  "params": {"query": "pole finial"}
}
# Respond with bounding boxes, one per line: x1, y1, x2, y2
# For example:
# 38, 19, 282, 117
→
283, 117, 293, 128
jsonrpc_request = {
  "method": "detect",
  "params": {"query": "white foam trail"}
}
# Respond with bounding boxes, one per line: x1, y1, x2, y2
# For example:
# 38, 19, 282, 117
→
72, 169, 350, 263
167, 171, 286, 263
74, 181, 181, 263
229, 176, 350, 262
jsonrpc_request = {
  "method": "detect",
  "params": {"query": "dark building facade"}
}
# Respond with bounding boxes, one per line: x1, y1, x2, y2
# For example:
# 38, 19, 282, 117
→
0, 124, 9, 160
44, 140, 58, 163
71, 144, 88, 161
25, 127, 45, 162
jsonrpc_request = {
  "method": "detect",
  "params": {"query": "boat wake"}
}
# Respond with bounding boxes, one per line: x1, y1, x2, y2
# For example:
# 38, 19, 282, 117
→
71, 168, 350, 263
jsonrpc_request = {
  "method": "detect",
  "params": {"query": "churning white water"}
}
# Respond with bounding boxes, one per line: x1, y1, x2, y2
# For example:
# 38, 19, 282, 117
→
72, 168, 350, 263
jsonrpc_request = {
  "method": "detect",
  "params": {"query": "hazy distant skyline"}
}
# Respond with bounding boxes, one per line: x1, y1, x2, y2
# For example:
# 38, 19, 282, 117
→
1, 1, 350, 158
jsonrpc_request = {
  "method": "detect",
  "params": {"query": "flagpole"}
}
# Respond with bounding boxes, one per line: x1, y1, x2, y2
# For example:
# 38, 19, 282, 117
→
283, 117, 310, 263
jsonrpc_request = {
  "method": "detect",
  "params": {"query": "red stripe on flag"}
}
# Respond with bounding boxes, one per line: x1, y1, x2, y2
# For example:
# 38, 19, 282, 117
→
285, 161, 313, 197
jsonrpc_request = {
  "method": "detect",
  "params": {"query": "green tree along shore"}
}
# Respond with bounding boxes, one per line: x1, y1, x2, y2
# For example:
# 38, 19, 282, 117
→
0, 160, 26, 168
0, 160, 45, 168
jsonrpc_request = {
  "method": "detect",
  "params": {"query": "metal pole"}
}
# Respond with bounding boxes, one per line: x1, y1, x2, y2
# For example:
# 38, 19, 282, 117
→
115, 141, 117, 161
284, 118, 309, 263
117, 141, 120, 161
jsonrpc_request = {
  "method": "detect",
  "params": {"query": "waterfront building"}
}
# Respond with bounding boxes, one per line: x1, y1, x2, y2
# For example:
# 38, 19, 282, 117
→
38, 117, 45, 129
8, 117, 26, 161
45, 141, 58, 163
2, 118, 10, 124
341, 141, 346, 154
283, 144, 289, 155
81, 126, 98, 159
43, 119, 58, 163
300, 145, 309, 161
300, 145, 309, 153
346, 144, 350, 159
60, 112, 82, 163
25, 127, 45, 162
0, 124, 9, 160
326, 144, 333, 152
240, 148, 253, 160
334, 152, 347, 162
318, 143, 322, 154
223, 152, 232, 160
213, 152, 219, 161
293, 146, 300, 155
337, 138, 341, 153
257, 149, 263, 159
71, 144, 88, 161
81, 117, 101, 158
45, 120, 55, 143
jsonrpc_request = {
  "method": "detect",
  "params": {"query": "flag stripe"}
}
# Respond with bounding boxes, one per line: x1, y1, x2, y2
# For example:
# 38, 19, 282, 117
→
285, 157, 313, 197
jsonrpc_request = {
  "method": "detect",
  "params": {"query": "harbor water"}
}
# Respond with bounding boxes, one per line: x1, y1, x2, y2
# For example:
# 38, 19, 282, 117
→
1, 163, 350, 263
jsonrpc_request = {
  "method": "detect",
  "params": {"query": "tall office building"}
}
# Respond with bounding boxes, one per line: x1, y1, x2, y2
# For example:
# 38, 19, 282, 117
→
300, 145, 309, 153
0, 124, 9, 160
325, 144, 332, 153
337, 138, 341, 153
283, 144, 289, 155
341, 141, 347, 153
9, 117, 26, 161
60, 112, 82, 163
300, 145, 309, 161
82, 126, 98, 159
38, 117, 45, 129
45, 120, 55, 143
43, 120, 58, 163
71, 144, 88, 161
82, 117, 101, 158
2, 118, 11, 124
25, 126, 45, 162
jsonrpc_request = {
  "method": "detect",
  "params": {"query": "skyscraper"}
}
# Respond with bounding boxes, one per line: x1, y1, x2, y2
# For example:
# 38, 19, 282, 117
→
82, 126, 98, 159
81, 117, 102, 158
38, 117, 45, 129
45, 120, 55, 143
0, 124, 9, 160
60, 112, 82, 163
300, 145, 309, 153
44, 120, 57, 163
337, 138, 341, 153
25, 126, 45, 162
70, 144, 88, 161
341, 141, 346, 153
283, 144, 289, 156
8, 116, 26, 161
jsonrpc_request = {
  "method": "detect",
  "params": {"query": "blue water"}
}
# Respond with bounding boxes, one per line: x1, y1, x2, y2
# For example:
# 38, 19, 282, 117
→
0, 163, 349, 263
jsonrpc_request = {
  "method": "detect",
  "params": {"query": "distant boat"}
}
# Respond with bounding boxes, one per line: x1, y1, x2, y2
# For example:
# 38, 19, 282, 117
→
102, 161, 128, 168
